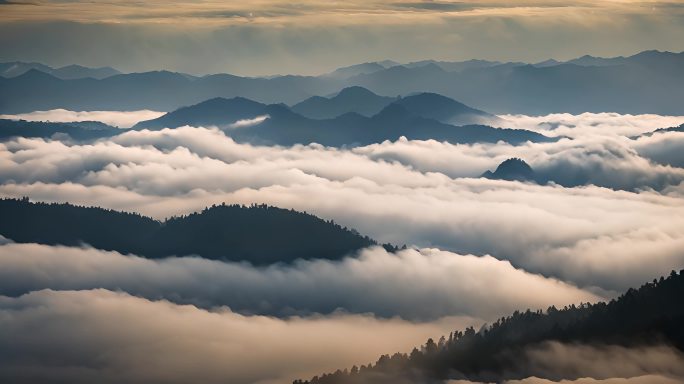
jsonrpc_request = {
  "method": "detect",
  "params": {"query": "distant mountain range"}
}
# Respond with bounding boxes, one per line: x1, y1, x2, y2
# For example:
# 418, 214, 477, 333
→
0, 62, 120, 80
1, 50, 682, 114
0, 89, 551, 146
0, 198, 396, 265
292, 86, 398, 119
298, 269, 684, 383
133, 90, 550, 146
322, 61, 397, 79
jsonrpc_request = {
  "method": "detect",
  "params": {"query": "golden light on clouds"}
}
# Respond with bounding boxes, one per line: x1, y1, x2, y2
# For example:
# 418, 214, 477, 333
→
0, 0, 680, 25
0, 0, 682, 75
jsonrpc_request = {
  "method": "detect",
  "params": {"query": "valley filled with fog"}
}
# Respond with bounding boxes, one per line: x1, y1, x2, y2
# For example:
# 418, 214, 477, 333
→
2, 108, 684, 383
3, 1, 684, 382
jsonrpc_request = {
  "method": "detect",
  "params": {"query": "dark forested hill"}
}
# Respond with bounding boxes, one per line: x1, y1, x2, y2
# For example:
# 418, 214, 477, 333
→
297, 270, 684, 383
0, 198, 390, 264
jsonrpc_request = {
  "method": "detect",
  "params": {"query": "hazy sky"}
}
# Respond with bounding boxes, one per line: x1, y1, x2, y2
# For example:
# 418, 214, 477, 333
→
0, 0, 683, 75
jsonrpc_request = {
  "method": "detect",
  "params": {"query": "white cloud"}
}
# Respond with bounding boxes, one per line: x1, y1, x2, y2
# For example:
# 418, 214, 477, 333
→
446, 343, 684, 384
0, 243, 601, 320
633, 131, 684, 168
503, 376, 683, 384
1, 112, 683, 384
0, 109, 165, 128
229, 114, 270, 129
0, 288, 465, 384
515, 342, 684, 381
494, 113, 684, 139
1, 114, 684, 292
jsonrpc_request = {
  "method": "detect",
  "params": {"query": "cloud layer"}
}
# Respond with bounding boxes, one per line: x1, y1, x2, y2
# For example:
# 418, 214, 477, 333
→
443, 342, 684, 384
0, 243, 600, 320
0, 288, 463, 384
0, 109, 165, 128
1, 113, 684, 292
1, 1, 683, 75
517, 342, 684, 381
1, 290, 680, 384
1, 112, 684, 383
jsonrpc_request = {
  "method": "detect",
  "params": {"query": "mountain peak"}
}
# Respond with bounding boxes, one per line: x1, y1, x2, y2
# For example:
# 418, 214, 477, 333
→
14, 68, 59, 81
482, 158, 536, 182
133, 96, 268, 129
292, 87, 395, 119
402, 92, 454, 103
392, 92, 491, 125
534, 59, 561, 67
334, 86, 379, 99
325, 62, 386, 78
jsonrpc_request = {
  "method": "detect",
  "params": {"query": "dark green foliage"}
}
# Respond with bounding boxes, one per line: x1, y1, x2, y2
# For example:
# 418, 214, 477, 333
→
1, 197, 158, 251
298, 270, 684, 383
0, 198, 389, 264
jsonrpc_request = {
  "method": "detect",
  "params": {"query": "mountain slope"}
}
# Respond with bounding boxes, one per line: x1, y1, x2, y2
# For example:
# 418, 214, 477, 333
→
482, 158, 536, 182
51, 64, 120, 80
133, 97, 269, 129
291, 86, 397, 119
323, 62, 388, 79
0, 62, 120, 79
2, 51, 683, 114
299, 270, 684, 383
392, 92, 496, 125
0, 198, 387, 265
0, 119, 122, 141
134, 96, 553, 146
404, 59, 502, 72
0, 62, 53, 78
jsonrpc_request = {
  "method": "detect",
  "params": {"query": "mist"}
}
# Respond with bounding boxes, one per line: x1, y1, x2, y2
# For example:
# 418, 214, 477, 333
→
1, 114, 684, 291
0, 289, 465, 384
0, 243, 601, 321
0, 109, 165, 128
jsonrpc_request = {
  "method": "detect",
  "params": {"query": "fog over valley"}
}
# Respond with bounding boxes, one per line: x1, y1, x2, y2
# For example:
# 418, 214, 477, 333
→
1, 3, 683, 381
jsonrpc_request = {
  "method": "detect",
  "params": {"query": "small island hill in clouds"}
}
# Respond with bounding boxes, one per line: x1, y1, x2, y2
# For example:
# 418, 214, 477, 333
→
1, 1, 684, 384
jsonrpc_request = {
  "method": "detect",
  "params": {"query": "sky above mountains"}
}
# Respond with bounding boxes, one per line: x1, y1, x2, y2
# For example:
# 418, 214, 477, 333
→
1, 0, 683, 75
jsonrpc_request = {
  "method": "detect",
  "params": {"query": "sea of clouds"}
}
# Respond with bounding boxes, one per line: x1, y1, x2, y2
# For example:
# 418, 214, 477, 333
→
1, 111, 683, 383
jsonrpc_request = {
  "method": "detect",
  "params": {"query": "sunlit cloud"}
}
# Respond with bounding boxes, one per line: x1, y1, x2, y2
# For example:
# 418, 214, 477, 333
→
0, 1, 682, 75
229, 114, 270, 129
0, 243, 601, 320
1, 113, 683, 292
0, 1, 679, 25
0, 289, 467, 384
